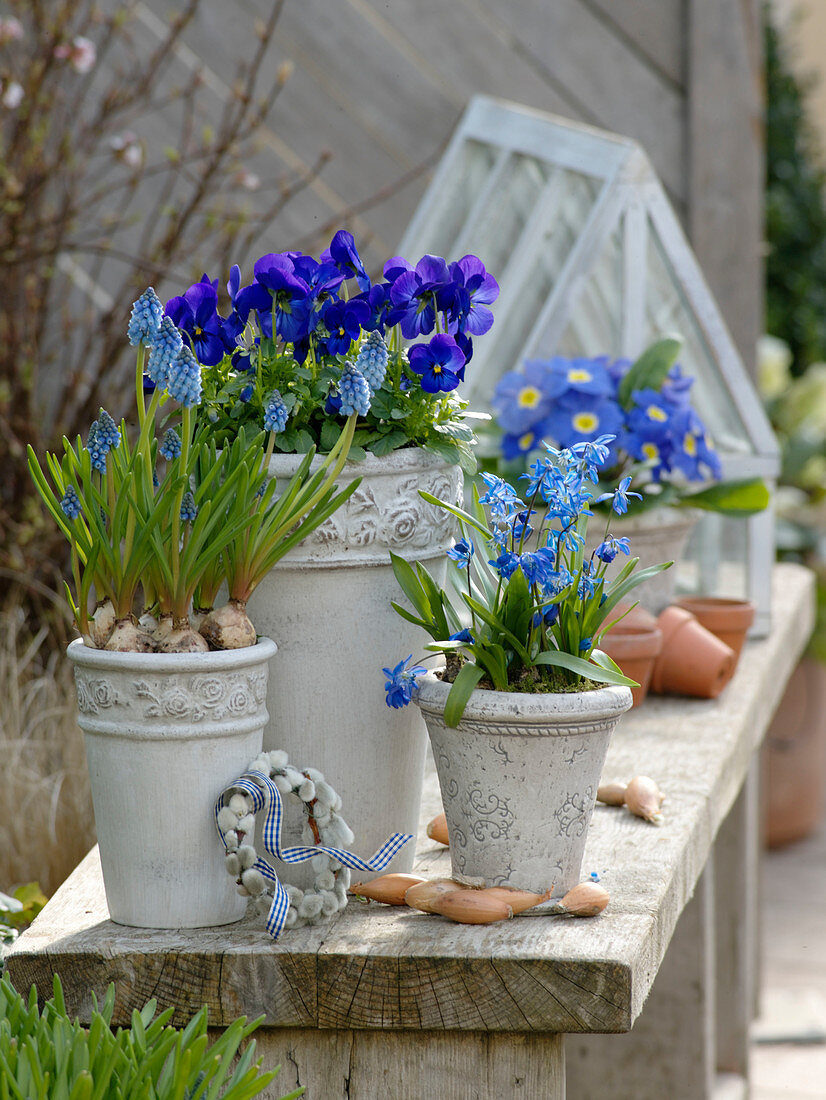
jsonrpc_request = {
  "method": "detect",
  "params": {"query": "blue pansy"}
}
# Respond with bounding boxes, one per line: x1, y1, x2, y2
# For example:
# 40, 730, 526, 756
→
408, 333, 465, 394
165, 278, 228, 367
320, 298, 369, 356
388, 254, 451, 339
252, 253, 311, 344
321, 229, 371, 293
448, 255, 499, 336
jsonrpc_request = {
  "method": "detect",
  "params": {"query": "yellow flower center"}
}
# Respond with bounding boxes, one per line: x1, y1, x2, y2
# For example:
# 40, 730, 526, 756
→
684, 433, 697, 456
194, 325, 203, 336
568, 368, 593, 384
433, 363, 442, 373
647, 404, 667, 422
517, 386, 542, 408
642, 442, 660, 462
573, 412, 598, 433
518, 431, 536, 451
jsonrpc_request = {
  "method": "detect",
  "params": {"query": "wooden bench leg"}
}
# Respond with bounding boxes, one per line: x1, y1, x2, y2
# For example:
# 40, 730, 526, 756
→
565, 864, 716, 1099
228, 1028, 565, 1098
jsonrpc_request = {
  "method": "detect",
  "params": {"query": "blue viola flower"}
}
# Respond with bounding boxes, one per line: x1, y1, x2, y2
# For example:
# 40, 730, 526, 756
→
493, 361, 564, 435
59, 485, 82, 520
166, 344, 202, 407
180, 491, 198, 523
147, 316, 183, 390
127, 288, 163, 346
159, 428, 182, 461
446, 538, 474, 568
408, 333, 465, 393
382, 654, 427, 709
389, 254, 452, 339
253, 253, 311, 344
338, 364, 371, 416
383, 255, 413, 282
595, 536, 631, 563
165, 278, 228, 367
321, 229, 371, 293
449, 628, 475, 644
448, 255, 499, 336
356, 283, 390, 332
239, 384, 254, 403
264, 390, 289, 433
355, 330, 389, 392
320, 297, 369, 356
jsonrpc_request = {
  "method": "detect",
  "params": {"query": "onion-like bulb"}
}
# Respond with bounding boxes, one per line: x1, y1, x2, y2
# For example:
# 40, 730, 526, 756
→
404, 879, 462, 913
430, 890, 513, 924
625, 775, 665, 824
426, 812, 449, 846
349, 873, 424, 905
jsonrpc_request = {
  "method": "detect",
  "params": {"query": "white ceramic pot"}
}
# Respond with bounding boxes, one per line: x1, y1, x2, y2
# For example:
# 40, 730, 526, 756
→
588, 506, 699, 614
414, 672, 632, 897
246, 449, 461, 877
68, 636, 277, 928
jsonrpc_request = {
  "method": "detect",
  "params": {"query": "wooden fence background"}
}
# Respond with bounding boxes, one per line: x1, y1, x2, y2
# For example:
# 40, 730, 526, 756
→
135, 0, 763, 370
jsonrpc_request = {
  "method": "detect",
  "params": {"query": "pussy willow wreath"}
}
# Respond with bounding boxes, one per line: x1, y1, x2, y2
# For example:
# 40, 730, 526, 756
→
216, 749, 354, 930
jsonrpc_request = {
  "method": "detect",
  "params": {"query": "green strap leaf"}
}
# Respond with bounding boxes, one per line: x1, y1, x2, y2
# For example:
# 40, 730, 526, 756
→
533, 648, 637, 687
617, 336, 683, 408
444, 663, 486, 727
679, 477, 769, 516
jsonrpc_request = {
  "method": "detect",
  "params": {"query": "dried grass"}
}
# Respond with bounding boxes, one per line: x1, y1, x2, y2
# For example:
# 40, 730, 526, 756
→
0, 607, 94, 895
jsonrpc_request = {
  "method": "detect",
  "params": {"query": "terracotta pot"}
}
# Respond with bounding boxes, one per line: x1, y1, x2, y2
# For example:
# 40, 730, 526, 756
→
650, 606, 737, 699
600, 624, 663, 707
763, 657, 826, 848
611, 601, 659, 633
675, 596, 756, 663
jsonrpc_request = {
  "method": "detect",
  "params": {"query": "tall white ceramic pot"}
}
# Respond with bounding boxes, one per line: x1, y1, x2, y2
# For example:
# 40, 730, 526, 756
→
246, 449, 461, 876
414, 673, 632, 897
588, 506, 699, 614
68, 637, 277, 928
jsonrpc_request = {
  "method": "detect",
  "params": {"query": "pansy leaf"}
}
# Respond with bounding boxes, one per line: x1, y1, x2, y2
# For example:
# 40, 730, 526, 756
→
370, 430, 408, 456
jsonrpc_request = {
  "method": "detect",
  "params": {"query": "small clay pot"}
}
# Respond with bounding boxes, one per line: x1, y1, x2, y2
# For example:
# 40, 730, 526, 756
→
650, 606, 737, 699
610, 601, 659, 633
600, 625, 663, 707
674, 596, 755, 663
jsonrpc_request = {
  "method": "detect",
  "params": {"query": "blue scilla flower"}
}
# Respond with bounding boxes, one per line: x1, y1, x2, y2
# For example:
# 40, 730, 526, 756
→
479, 471, 523, 519
446, 538, 474, 568
127, 288, 163, 346
595, 536, 631, 564
488, 550, 519, 580
147, 316, 183, 390
449, 628, 475, 645
518, 548, 556, 587
166, 344, 202, 407
96, 409, 120, 451
59, 485, 82, 520
532, 603, 560, 629
180, 491, 198, 523
86, 421, 108, 474
382, 654, 427, 710
264, 390, 289, 433
338, 364, 371, 417
159, 428, 182, 461
609, 475, 641, 516
355, 330, 389, 392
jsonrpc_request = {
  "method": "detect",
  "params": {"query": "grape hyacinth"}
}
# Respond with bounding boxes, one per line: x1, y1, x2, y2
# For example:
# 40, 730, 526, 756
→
180, 491, 198, 522
264, 389, 288, 433
159, 428, 182, 461
147, 315, 183, 390
95, 409, 120, 451
338, 364, 371, 417
127, 287, 163, 346
166, 344, 202, 407
59, 485, 82, 520
86, 421, 108, 473
354, 330, 388, 392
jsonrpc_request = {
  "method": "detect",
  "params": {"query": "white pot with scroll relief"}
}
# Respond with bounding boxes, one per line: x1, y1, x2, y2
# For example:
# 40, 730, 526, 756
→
414, 672, 632, 898
246, 448, 461, 876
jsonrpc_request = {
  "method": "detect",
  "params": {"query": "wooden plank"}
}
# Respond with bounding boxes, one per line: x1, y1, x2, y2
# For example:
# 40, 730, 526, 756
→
5, 566, 815, 1039
585, 0, 686, 87
688, 0, 763, 372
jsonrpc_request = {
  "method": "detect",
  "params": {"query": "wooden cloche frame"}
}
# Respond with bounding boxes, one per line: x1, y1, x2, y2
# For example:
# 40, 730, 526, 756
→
397, 96, 779, 634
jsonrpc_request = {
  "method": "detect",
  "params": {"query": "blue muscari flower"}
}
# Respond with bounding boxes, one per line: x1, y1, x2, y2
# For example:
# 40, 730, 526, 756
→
166, 344, 202, 407
338, 364, 371, 417
488, 550, 519, 579
127, 288, 163, 346
595, 536, 631, 564
382, 654, 427, 709
147, 316, 183, 390
264, 389, 289, 433
446, 538, 474, 568
86, 421, 108, 474
355, 330, 389, 392
59, 485, 82, 520
159, 428, 182, 461
449, 628, 475, 644
96, 409, 120, 450
180, 491, 198, 523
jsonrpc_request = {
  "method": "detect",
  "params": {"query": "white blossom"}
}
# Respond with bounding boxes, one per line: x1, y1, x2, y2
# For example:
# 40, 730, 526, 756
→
314, 780, 337, 808
2, 81, 24, 109
284, 907, 298, 928
237, 813, 256, 836
272, 773, 293, 795
237, 883, 250, 897
224, 853, 241, 877
316, 870, 335, 892
224, 829, 239, 851
337, 867, 351, 890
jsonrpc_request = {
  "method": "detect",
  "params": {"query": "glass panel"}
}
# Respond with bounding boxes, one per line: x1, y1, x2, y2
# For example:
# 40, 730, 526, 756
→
645, 222, 753, 456
677, 514, 749, 601
465, 153, 554, 275
555, 229, 624, 358
418, 140, 498, 257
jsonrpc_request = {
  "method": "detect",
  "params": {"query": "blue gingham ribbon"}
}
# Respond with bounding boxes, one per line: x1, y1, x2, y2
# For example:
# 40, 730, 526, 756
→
215, 769, 412, 941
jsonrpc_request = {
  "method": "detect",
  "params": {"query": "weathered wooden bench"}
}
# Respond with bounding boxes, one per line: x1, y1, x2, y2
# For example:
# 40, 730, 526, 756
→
6, 564, 813, 1099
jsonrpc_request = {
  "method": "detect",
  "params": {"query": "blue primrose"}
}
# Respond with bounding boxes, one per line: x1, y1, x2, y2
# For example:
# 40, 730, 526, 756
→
382, 655, 427, 709
446, 538, 474, 568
